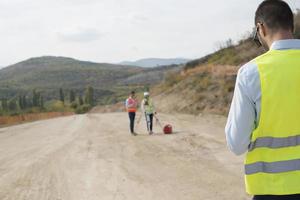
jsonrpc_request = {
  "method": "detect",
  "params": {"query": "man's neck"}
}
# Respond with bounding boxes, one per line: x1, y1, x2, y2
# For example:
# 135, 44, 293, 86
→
268, 31, 294, 47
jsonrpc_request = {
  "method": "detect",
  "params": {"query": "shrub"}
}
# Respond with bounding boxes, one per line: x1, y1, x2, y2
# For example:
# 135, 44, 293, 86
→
75, 104, 91, 114
70, 102, 78, 109
51, 100, 65, 111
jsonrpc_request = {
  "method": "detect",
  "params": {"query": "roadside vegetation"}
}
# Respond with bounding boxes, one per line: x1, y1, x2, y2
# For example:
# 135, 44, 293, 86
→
0, 86, 96, 126
0, 86, 96, 116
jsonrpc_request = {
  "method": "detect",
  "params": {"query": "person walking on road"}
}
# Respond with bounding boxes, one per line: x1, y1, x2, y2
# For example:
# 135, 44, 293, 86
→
141, 92, 156, 135
225, 1, 300, 199
125, 91, 138, 136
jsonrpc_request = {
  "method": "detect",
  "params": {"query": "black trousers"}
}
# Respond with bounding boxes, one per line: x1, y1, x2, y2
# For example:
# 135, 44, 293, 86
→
128, 112, 136, 133
253, 194, 300, 200
145, 113, 153, 131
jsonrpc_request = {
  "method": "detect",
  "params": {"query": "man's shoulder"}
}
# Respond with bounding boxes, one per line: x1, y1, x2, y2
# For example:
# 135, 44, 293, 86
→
238, 61, 259, 80
236, 60, 261, 101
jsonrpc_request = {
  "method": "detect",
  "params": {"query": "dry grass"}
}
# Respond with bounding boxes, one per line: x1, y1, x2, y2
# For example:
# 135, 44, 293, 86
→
153, 63, 238, 115
0, 112, 74, 127
182, 64, 239, 77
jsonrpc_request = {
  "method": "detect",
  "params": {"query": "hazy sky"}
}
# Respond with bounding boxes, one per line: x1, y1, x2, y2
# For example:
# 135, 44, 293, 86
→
0, 0, 299, 66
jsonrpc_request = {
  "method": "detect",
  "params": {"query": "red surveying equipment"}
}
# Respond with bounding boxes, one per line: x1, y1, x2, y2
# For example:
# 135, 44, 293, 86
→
154, 115, 173, 134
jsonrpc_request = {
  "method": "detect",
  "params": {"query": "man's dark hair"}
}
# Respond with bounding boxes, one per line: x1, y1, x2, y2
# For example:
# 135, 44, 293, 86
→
255, 0, 294, 32
131, 91, 135, 95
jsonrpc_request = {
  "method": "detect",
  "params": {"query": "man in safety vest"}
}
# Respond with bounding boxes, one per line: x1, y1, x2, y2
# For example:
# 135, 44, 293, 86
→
141, 92, 156, 135
125, 91, 138, 136
225, 0, 300, 199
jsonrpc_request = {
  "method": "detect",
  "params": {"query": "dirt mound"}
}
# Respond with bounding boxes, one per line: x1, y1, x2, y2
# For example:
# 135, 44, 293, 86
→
153, 65, 239, 115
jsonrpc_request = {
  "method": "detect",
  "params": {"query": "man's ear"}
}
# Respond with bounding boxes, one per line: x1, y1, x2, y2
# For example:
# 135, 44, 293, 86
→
258, 23, 267, 37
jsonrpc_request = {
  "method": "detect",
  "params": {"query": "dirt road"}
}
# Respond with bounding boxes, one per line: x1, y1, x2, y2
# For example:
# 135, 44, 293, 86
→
0, 112, 250, 200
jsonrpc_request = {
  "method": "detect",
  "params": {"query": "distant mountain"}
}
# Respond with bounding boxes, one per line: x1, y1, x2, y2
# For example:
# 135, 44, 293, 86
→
0, 56, 142, 102
0, 56, 142, 89
0, 56, 179, 104
120, 58, 190, 68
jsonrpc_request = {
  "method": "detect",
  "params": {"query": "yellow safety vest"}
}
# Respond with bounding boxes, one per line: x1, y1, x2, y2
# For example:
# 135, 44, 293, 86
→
143, 98, 154, 114
245, 49, 300, 195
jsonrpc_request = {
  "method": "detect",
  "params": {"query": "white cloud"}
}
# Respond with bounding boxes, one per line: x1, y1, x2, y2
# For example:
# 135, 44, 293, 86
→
57, 28, 105, 43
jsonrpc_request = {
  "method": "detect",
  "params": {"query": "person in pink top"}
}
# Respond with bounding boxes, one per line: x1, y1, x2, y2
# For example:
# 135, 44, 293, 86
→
125, 91, 138, 136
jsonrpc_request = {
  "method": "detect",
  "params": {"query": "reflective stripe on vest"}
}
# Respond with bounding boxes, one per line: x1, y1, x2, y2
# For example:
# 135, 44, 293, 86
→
248, 135, 300, 152
245, 159, 300, 175
245, 49, 300, 195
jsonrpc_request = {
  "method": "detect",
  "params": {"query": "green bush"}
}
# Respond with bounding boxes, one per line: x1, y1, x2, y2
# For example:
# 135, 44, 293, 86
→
50, 100, 65, 111
45, 100, 72, 112
75, 104, 91, 114
70, 102, 78, 109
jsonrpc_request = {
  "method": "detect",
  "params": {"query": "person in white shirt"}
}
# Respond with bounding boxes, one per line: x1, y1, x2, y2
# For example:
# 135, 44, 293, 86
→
141, 92, 156, 135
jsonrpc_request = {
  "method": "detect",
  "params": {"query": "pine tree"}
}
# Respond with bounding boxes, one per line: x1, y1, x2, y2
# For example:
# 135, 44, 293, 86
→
2, 99, 8, 111
59, 88, 65, 104
0, 99, 3, 111
32, 90, 38, 107
18, 96, 23, 110
36, 92, 41, 107
22, 96, 27, 109
8, 99, 17, 111
69, 90, 76, 103
40, 95, 44, 108
85, 86, 94, 106
78, 95, 84, 106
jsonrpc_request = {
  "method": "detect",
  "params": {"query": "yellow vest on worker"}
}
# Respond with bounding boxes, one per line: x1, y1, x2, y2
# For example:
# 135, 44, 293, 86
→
143, 98, 154, 114
245, 49, 300, 195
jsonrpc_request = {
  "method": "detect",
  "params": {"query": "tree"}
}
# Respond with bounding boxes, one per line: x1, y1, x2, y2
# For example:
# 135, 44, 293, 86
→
26, 97, 33, 108
32, 89, 39, 107
59, 88, 65, 104
18, 96, 23, 110
225, 39, 233, 48
0, 100, 2, 111
22, 95, 27, 109
40, 95, 44, 108
85, 86, 94, 106
8, 99, 17, 111
78, 95, 84, 106
2, 99, 8, 111
69, 90, 76, 103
